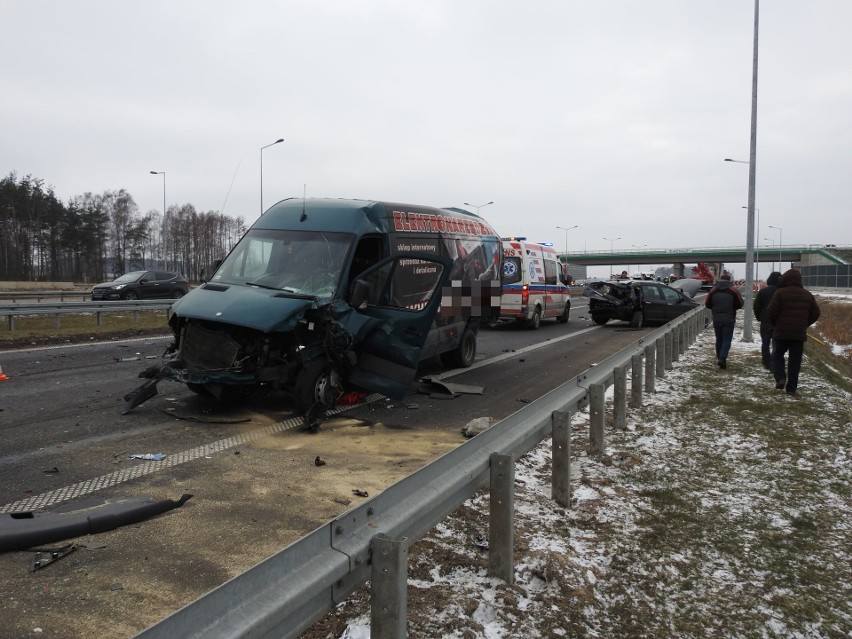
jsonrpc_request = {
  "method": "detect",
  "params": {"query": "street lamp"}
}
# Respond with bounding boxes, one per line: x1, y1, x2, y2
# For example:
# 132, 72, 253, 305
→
768, 225, 783, 268
260, 138, 284, 215
149, 170, 166, 217
556, 225, 578, 254
763, 237, 776, 272
603, 236, 621, 277
463, 201, 493, 216
743, 206, 760, 280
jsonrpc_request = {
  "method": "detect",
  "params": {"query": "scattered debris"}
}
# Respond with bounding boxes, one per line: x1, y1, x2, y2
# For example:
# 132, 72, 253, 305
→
333, 498, 351, 506
472, 531, 489, 550
517, 398, 532, 404
1, 494, 193, 552
129, 453, 165, 461
461, 416, 494, 438
352, 489, 369, 498
42, 467, 59, 474
161, 409, 251, 424
314, 456, 327, 466
417, 377, 485, 399
116, 356, 140, 362
337, 391, 367, 406
30, 544, 76, 572
406, 402, 419, 409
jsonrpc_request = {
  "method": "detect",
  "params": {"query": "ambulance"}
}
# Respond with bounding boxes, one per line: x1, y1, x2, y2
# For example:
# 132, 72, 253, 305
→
498, 237, 571, 328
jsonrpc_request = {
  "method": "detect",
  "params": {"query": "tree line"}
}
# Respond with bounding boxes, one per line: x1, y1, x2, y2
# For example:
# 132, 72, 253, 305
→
0, 172, 246, 283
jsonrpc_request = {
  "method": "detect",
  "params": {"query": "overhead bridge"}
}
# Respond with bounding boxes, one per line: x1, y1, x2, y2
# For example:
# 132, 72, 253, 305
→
558, 245, 850, 268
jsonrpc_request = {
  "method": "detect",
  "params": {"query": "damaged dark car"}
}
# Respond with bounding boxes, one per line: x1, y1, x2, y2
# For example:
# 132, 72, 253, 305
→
584, 279, 699, 328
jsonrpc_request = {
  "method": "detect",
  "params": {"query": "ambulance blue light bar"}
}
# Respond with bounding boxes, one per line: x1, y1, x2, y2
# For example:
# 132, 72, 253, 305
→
501, 236, 527, 241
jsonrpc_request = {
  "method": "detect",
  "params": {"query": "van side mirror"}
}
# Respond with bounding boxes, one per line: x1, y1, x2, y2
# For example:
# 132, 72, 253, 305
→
350, 279, 371, 309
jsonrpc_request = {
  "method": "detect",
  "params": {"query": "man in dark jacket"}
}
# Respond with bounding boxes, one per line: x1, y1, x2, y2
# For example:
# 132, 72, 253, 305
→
704, 273, 744, 369
766, 269, 821, 397
753, 271, 782, 371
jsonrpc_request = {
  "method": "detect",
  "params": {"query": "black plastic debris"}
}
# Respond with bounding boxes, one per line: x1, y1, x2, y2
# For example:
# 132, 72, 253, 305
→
352, 489, 369, 498
0, 494, 193, 552
314, 456, 327, 466
30, 544, 76, 572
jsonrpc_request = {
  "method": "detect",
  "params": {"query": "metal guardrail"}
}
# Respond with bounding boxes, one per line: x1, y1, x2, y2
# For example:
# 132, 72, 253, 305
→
134, 306, 711, 639
0, 291, 91, 302
1, 299, 174, 331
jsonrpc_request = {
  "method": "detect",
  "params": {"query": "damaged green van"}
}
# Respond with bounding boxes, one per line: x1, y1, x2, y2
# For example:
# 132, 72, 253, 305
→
124, 198, 502, 426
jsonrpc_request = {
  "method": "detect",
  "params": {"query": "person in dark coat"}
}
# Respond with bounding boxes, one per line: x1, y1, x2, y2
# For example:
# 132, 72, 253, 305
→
766, 268, 821, 397
753, 271, 782, 371
704, 273, 744, 369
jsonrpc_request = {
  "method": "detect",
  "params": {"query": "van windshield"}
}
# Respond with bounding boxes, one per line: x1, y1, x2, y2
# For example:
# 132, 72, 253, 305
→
211, 229, 354, 299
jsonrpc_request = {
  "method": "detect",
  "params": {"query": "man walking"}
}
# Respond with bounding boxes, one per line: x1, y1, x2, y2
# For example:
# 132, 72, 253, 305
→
767, 269, 821, 398
704, 273, 743, 369
753, 271, 782, 371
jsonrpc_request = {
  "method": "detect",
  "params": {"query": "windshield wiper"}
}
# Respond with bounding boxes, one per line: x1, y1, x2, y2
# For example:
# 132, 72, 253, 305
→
246, 281, 283, 291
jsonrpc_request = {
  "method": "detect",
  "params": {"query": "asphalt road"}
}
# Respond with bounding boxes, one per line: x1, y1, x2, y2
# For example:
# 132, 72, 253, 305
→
0, 299, 652, 638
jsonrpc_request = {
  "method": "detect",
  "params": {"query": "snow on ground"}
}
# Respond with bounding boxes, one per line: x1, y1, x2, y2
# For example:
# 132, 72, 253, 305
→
322, 311, 851, 639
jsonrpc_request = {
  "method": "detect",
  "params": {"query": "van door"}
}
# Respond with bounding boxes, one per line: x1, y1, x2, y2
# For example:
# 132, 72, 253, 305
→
344, 253, 452, 399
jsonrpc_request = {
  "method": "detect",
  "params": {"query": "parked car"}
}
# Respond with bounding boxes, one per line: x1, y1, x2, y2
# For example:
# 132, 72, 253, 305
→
91, 270, 189, 301
584, 279, 699, 328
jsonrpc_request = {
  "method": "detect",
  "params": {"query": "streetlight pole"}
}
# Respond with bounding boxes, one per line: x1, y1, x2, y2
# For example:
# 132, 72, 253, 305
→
149, 171, 166, 271
743, 206, 760, 281
556, 225, 578, 255
603, 236, 621, 277
463, 201, 494, 216
763, 238, 776, 272
768, 225, 783, 269
260, 138, 284, 216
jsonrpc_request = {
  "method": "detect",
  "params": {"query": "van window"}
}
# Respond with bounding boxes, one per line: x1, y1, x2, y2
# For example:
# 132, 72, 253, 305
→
360, 260, 445, 311
502, 257, 523, 285
544, 259, 559, 286
213, 229, 354, 299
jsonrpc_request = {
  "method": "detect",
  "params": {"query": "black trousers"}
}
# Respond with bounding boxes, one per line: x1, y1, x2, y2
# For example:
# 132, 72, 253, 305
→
773, 338, 804, 393
759, 321, 774, 369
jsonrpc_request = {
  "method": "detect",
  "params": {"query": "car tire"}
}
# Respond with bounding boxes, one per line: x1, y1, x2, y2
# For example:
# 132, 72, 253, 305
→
559, 301, 570, 323
171, 289, 185, 299
440, 327, 477, 368
630, 310, 644, 328
294, 359, 338, 416
124, 291, 139, 300
526, 306, 542, 330
592, 315, 609, 326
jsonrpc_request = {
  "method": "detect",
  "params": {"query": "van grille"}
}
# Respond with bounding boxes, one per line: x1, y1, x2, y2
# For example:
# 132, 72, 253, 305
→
181, 323, 241, 372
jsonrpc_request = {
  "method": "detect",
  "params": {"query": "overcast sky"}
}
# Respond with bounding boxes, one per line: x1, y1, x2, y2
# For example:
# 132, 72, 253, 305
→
2, 1, 849, 278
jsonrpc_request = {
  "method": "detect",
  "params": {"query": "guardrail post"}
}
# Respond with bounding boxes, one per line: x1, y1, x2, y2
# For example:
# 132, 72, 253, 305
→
589, 383, 605, 454
671, 325, 680, 362
96, 311, 103, 327
53, 313, 61, 329
645, 344, 656, 393
371, 533, 408, 639
551, 410, 571, 507
664, 332, 673, 370
630, 353, 643, 408
681, 322, 689, 354
6, 315, 13, 331
133, 310, 140, 324
655, 338, 665, 378
613, 365, 627, 430
488, 453, 514, 584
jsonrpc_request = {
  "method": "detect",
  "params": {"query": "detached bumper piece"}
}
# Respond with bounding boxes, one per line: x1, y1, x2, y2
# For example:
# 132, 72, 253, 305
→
0, 494, 193, 552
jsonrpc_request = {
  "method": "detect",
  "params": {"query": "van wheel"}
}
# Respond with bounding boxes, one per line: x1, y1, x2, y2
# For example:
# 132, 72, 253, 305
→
526, 307, 542, 330
187, 383, 212, 397
592, 315, 609, 325
440, 328, 477, 368
630, 310, 644, 328
295, 359, 338, 416
559, 301, 570, 323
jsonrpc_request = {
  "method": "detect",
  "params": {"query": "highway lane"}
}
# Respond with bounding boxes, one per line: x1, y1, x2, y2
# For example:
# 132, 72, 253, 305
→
0, 299, 657, 638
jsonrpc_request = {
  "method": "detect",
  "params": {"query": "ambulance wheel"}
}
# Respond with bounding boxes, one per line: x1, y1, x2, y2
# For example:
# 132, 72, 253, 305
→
559, 301, 571, 323
592, 315, 609, 325
441, 328, 477, 368
630, 310, 644, 328
526, 306, 542, 330
295, 360, 338, 415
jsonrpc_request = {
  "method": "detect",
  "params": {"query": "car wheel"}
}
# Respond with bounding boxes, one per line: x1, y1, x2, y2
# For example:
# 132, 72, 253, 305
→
630, 310, 644, 328
559, 301, 570, 323
592, 315, 609, 326
440, 327, 477, 368
526, 306, 542, 330
295, 359, 338, 416
171, 289, 185, 299
124, 291, 139, 300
